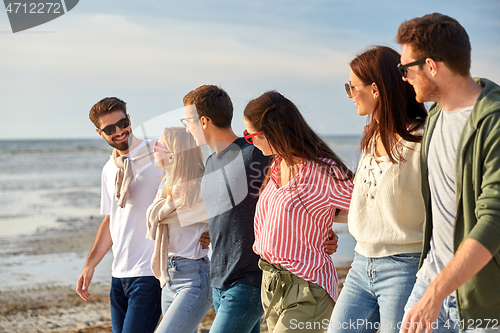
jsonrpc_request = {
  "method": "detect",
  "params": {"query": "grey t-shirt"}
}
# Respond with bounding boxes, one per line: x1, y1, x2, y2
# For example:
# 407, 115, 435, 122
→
201, 138, 271, 289
417, 106, 473, 285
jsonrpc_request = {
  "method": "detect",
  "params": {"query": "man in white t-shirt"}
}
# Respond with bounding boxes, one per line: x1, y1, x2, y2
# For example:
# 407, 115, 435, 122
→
397, 13, 500, 333
76, 97, 162, 333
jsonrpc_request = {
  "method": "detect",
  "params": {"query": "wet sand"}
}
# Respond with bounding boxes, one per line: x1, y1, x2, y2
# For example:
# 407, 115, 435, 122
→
0, 229, 351, 333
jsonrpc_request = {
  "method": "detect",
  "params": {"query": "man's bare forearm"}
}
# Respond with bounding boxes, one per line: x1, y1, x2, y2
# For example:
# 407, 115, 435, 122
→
85, 215, 113, 268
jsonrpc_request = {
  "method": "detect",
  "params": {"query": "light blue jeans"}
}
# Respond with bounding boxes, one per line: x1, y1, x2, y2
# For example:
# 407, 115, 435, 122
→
209, 283, 264, 333
402, 278, 500, 333
327, 252, 420, 333
155, 256, 212, 333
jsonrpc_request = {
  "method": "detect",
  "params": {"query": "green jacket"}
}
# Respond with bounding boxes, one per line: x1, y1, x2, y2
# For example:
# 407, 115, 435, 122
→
420, 78, 500, 326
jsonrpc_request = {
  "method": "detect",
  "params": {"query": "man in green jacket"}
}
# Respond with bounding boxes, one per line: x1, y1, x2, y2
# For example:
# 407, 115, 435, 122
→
396, 13, 500, 332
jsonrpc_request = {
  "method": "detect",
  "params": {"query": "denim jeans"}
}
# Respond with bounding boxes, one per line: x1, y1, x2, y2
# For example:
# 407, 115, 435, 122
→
155, 256, 212, 333
402, 278, 500, 333
210, 283, 264, 333
327, 252, 420, 333
110, 276, 162, 333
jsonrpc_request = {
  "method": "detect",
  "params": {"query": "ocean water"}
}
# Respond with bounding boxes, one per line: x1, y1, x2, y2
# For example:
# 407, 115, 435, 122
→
0, 139, 114, 290
0, 139, 111, 237
0, 136, 361, 290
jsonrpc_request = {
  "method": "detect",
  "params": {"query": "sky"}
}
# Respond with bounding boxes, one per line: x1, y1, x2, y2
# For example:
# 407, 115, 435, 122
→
1, 0, 499, 140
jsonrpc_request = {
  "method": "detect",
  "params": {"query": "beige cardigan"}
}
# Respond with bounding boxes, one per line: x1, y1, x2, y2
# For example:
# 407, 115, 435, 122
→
348, 127, 425, 257
146, 184, 209, 287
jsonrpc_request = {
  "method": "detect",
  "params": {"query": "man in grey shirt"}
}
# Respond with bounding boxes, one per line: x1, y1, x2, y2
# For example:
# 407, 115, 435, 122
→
181, 85, 268, 333
418, 106, 472, 285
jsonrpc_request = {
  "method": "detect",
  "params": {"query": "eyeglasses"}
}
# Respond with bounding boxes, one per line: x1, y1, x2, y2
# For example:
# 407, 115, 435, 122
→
345, 83, 371, 98
98, 116, 130, 136
180, 116, 202, 127
153, 140, 170, 153
243, 129, 263, 144
397, 57, 443, 78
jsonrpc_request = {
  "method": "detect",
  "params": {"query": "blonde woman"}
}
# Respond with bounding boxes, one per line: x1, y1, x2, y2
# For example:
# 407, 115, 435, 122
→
146, 127, 211, 333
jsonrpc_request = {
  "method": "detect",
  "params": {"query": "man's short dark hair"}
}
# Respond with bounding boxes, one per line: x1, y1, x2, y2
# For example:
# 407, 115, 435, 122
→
183, 85, 233, 128
89, 97, 127, 128
397, 13, 471, 77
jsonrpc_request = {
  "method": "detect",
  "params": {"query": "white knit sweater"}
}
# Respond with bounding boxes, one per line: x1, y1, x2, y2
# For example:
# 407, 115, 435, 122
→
348, 128, 425, 258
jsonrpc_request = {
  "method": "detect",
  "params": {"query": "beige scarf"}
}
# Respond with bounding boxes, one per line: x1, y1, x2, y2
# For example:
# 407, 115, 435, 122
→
110, 141, 155, 208
146, 184, 209, 288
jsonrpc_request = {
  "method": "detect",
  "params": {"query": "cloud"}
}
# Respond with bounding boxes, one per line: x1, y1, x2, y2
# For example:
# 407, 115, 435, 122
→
2, 13, 354, 86
1, 0, 499, 139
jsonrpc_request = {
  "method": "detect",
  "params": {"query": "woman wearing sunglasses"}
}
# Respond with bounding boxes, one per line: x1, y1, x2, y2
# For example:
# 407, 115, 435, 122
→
327, 46, 427, 333
146, 127, 211, 333
243, 91, 354, 333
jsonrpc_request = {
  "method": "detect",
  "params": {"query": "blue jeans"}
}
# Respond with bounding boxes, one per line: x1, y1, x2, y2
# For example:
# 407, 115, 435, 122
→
155, 256, 212, 333
402, 278, 500, 333
328, 252, 420, 333
110, 276, 162, 333
210, 283, 264, 333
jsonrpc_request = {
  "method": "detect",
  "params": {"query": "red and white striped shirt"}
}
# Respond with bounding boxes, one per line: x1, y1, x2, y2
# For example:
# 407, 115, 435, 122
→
253, 157, 353, 301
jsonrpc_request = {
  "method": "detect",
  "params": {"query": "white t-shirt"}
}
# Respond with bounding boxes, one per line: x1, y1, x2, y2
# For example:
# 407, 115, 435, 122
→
155, 179, 209, 259
167, 223, 208, 259
101, 140, 163, 278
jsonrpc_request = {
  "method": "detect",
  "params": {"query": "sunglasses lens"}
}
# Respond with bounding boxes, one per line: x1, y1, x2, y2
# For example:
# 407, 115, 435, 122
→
117, 117, 130, 130
243, 130, 253, 144
102, 125, 116, 136
397, 64, 408, 78
345, 83, 352, 97
102, 117, 130, 135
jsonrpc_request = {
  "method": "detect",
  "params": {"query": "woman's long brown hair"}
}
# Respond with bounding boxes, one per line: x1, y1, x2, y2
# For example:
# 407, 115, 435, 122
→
350, 46, 427, 163
244, 91, 353, 192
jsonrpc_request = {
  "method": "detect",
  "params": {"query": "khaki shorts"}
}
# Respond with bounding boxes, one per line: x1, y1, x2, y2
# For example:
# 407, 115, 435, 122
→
259, 258, 334, 333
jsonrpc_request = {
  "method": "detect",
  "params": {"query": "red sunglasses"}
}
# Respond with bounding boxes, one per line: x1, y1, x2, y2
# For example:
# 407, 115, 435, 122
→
243, 129, 263, 144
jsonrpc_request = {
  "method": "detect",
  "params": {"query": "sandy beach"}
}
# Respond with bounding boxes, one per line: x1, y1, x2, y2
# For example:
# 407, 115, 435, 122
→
0, 138, 357, 333
0, 228, 351, 333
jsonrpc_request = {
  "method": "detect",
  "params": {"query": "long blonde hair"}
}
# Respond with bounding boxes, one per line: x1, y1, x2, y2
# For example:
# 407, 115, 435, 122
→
159, 127, 205, 209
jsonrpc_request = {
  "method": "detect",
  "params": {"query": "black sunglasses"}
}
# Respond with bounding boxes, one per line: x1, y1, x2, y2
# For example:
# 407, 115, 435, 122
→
98, 116, 130, 135
397, 57, 443, 78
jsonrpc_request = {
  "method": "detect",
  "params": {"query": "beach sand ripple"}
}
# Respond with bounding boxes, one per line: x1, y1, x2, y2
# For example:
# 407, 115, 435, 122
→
0, 267, 351, 333
0, 227, 351, 332
0, 284, 111, 333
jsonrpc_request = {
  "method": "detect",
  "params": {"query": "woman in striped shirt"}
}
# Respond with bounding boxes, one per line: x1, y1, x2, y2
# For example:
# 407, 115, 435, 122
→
243, 91, 354, 333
